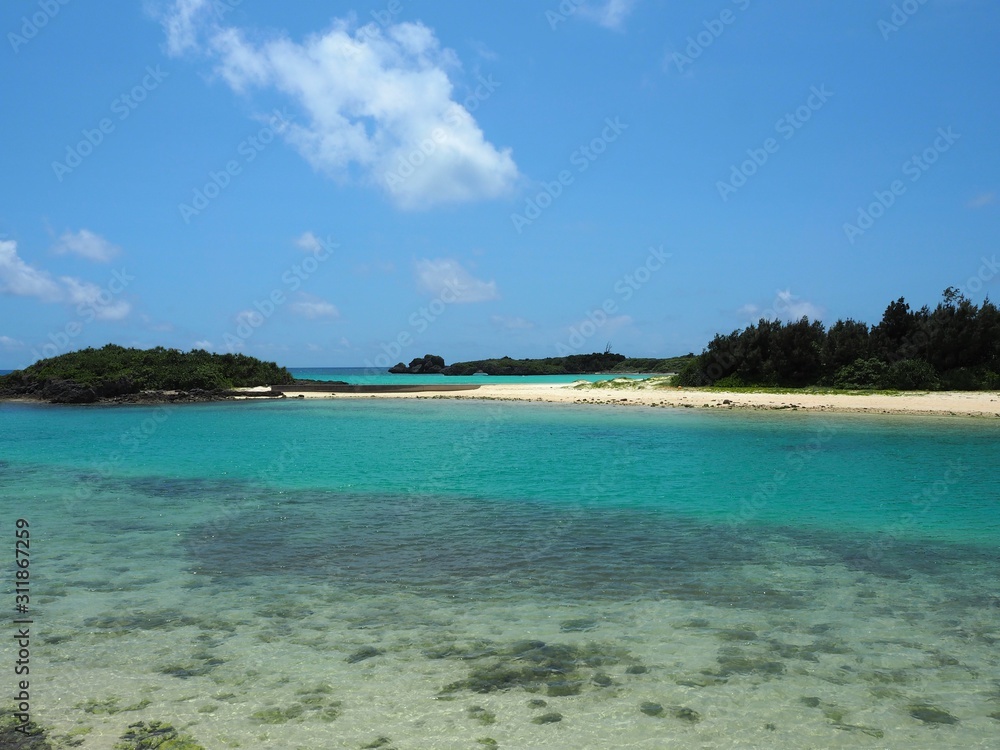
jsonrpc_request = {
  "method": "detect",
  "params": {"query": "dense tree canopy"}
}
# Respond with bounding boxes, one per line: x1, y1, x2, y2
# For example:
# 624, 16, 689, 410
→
677, 289, 1000, 390
0, 344, 294, 396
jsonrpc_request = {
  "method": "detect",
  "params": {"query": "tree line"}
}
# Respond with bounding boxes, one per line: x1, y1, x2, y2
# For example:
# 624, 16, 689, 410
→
677, 288, 1000, 390
0, 344, 294, 395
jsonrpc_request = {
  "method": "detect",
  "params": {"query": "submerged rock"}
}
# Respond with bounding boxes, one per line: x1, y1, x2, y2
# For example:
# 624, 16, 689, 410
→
113, 721, 205, 749
531, 712, 563, 724
0, 709, 54, 750
346, 646, 384, 664
559, 618, 598, 632
467, 706, 496, 725
640, 702, 664, 717
908, 704, 959, 725
440, 639, 632, 696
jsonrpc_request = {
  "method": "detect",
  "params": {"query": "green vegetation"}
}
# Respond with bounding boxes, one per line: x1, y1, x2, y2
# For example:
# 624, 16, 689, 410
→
443, 351, 626, 375
611, 354, 695, 373
677, 289, 1000, 390
0, 344, 293, 402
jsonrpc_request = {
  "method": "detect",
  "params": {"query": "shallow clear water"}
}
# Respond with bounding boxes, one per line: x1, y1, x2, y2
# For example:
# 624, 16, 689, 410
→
1, 398, 998, 748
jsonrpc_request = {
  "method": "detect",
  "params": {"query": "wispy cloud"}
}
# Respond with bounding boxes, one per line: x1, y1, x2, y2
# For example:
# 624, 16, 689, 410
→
160, 0, 519, 209
580, 0, 637, 30
289, 293, 339, 319
739, 290, 822, 323
491, 314, 534, 329
60, 277, 131, 320
53, 229, 120, 262
0, 239, 132, 319
968, 192, 996, 209
415, 258, 499, 302
0, 335, 23, 349
295, 231, 338, 255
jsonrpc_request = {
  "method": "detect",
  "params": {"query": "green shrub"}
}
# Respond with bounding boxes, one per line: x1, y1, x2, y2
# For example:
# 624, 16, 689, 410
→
834, 358, 888, 389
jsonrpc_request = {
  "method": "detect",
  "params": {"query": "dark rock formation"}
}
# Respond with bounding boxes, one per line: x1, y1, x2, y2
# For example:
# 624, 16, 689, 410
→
388, 354, 446, 374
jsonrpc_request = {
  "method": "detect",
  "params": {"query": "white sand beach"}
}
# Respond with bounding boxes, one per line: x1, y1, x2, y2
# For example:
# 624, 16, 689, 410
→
278, 383, 1000, 418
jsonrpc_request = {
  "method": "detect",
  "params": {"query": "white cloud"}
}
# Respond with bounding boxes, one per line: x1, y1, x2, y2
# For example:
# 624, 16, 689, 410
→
580, 0, 637, 30
159, 0, 213, 56
774, 289, 822, 321
0, 335, 23, 349
0, 240, 63, 301
968, 192, 996, 209
296, 231, 323, 254
415, 258, 499, 303
194, 339, 213, 349
290, 293, 339, 319
740, 290, 822, 323
491, 314, 534, 330
53, 229, 120, 262
161, 2, 519, 209
60, 277, 132, 320
0, 239, 132, 320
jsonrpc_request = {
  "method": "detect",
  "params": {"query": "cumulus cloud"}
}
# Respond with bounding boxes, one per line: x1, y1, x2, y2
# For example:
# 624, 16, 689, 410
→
0, 239, 132, 320
580, 0, 637, 30
739, 290, 822, 323
53, 229, 120, 262
0, 240, 62, 300
290, 293, 339, 319
160, 1, 519, 209
194, 339, 213, 349
60, 277, 132, 320
415, 258, 498, 303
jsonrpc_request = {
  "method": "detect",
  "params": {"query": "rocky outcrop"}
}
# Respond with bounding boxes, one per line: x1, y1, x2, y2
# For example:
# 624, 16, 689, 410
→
388, 354, 446, 374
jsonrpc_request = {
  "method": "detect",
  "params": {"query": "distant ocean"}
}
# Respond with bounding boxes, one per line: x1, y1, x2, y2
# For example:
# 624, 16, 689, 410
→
1, 395, 998, 748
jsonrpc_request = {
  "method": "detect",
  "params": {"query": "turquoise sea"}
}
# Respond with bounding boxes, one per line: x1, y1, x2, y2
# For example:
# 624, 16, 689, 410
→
1, 393, 999, 748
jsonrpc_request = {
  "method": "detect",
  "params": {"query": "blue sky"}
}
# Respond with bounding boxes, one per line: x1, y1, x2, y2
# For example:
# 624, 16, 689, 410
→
1, 0, 998, 369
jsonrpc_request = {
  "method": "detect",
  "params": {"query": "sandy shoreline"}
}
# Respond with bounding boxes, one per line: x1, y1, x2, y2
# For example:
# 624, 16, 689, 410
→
278, 383, 1000, 418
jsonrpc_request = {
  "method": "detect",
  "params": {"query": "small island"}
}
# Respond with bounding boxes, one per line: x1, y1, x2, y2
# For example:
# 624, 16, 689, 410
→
389, 352, 694, 376
0, 344, 294, 404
